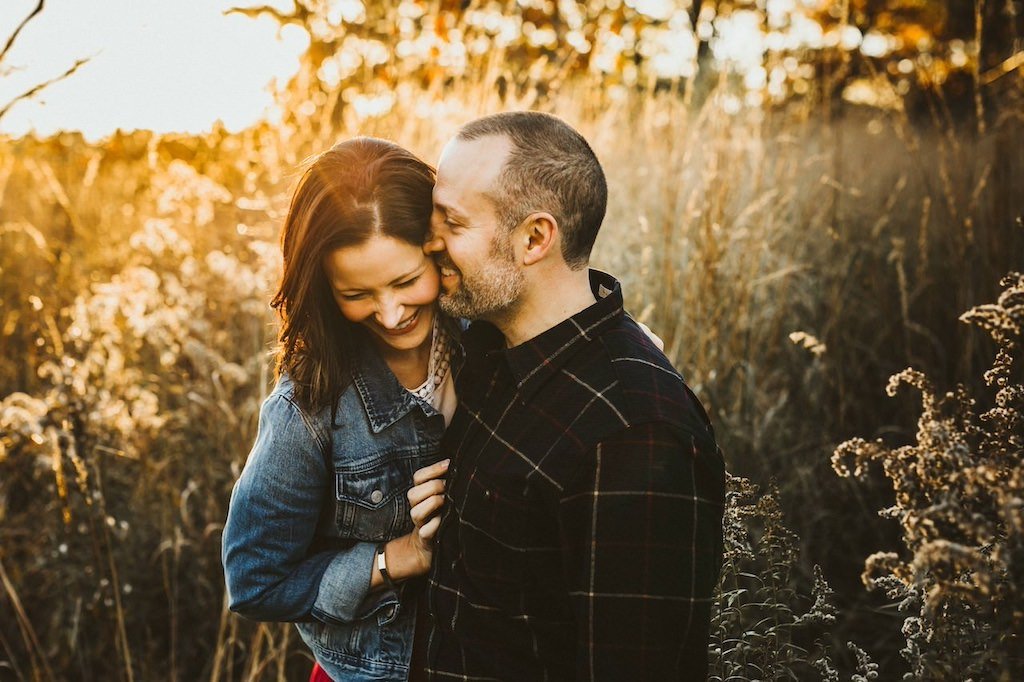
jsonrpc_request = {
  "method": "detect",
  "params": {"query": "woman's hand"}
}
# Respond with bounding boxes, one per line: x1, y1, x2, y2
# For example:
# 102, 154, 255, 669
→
407, 459, 450, 567
636, 320, 665, 351
369, 458, 450, 590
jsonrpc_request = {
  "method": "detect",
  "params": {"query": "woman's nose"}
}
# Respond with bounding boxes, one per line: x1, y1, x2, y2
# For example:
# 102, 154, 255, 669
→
376, 298, 405, 329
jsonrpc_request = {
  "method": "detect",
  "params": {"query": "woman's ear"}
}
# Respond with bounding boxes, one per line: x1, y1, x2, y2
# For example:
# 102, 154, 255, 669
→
519, 212, 558, 266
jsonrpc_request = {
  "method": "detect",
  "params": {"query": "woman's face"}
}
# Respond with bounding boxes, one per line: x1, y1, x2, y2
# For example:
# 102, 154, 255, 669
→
323, 235, 441, 355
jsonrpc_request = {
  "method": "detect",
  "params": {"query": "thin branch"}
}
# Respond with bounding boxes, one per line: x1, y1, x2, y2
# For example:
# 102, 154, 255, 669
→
224, 1, 305, 26
0, 0, 44, 65
972, 0, 986, 135
980, 50, 1024, 86
0, 63, 27, 78
0, 56, 90, 124
0, 556, 56, 682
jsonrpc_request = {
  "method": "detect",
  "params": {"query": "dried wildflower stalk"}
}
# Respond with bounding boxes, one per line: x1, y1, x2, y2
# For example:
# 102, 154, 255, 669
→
833, 272, 1024, 680
709, 474, 840, 680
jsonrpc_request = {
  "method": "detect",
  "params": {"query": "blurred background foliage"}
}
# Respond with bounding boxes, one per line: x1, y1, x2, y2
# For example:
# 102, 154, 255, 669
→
228, 0, 1024, 132
1, 0, 1022, 679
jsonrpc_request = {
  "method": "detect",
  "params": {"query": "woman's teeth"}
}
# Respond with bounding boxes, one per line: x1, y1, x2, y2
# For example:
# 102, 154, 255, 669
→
393, 313, 417, 330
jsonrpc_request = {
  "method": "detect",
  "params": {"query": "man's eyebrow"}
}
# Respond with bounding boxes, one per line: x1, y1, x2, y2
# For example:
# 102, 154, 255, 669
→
436, 202, 467, 222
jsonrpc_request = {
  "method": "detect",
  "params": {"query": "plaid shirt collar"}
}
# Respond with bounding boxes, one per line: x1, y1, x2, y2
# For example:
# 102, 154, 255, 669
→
461, 269, 625, 404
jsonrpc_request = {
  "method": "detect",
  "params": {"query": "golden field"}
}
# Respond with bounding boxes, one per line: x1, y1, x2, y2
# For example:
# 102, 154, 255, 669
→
1, 2, 1023, 679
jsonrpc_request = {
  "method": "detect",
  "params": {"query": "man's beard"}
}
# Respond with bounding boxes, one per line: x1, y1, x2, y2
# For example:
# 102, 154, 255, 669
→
436, 232, 525, 321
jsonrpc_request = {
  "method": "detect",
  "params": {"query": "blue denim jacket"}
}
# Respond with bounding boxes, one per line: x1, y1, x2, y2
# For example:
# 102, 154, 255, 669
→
222, 330, 448, 681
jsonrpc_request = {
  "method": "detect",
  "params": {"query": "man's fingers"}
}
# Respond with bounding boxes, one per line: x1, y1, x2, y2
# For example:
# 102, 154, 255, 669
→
408, 479, 445, 507
418, 515, 441, 540
413, 458, 450, 486
410, 494, 445, 526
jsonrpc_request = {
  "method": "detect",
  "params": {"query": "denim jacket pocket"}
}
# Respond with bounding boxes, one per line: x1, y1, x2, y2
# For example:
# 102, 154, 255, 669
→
335, 451, 418, 542
300, 586, 415, 675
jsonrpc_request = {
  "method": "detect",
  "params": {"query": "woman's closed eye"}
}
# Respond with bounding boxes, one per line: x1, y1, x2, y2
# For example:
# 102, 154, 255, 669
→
339, 275, 420, 300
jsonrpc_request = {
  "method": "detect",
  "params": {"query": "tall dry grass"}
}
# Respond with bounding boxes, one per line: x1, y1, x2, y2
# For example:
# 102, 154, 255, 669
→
1, 62, 1022, 679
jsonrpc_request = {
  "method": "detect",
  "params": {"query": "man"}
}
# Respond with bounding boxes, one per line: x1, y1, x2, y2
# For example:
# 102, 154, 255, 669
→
413, 111, 725, 680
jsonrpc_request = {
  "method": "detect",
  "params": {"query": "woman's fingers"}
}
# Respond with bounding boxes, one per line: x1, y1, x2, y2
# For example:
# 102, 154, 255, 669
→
408, 478, 445, 507
412, 458, 450, 486
418, 515, 441, 541
408, 459, 450, 540
410, 492, 445, 527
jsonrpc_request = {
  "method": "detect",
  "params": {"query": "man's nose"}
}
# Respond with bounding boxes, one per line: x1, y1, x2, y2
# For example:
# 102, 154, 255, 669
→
423, 235, 444, 255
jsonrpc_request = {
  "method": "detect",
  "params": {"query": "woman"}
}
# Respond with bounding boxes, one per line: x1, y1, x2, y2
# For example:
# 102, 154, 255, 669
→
222, 137, 454, 681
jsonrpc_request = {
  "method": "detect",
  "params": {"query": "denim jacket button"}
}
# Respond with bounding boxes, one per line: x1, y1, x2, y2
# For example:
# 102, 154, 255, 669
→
370, 489, 384, 504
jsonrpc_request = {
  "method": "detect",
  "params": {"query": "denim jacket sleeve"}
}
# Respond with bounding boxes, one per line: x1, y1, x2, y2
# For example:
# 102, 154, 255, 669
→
222, 392, 378, 625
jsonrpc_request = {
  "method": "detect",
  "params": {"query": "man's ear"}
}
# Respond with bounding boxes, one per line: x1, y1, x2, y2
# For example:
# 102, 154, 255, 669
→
519, 212, 558, 266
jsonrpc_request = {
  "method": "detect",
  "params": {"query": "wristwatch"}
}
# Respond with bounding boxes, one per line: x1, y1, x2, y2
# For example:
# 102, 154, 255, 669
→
376, 542, 398, 591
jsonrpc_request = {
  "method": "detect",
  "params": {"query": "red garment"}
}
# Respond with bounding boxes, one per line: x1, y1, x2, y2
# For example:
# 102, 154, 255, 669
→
309, 662, 332, 682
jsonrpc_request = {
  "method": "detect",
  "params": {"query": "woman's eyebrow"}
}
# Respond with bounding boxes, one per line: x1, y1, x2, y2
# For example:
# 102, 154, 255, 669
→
387, 265, 425, 285
338, 265, 425, 293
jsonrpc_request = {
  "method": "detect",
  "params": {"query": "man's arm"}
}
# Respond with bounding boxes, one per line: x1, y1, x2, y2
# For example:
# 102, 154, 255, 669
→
557, 421, 725, 681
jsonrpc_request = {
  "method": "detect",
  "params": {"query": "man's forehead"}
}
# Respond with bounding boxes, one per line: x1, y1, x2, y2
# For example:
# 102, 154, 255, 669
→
438, 134, 512, 184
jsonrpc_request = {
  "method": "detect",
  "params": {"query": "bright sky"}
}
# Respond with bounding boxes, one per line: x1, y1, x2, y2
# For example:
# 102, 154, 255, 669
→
0, 0, 309, 140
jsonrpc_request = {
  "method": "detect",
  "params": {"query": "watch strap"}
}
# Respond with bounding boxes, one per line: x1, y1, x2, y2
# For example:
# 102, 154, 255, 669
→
376, 542, 398, 591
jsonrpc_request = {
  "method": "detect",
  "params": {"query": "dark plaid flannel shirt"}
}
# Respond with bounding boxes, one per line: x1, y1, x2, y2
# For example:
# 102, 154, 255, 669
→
423, 270, 726, 681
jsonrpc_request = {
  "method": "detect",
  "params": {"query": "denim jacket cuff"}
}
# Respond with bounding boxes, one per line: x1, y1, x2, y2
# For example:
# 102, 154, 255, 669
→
312, 541, 377, 623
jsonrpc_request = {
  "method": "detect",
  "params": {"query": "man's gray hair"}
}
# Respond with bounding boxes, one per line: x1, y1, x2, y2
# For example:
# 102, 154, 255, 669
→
457, 111, 607, 270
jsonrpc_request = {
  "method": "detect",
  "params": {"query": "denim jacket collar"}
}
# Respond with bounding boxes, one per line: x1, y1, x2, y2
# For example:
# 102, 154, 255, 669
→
349, 329, 420, 434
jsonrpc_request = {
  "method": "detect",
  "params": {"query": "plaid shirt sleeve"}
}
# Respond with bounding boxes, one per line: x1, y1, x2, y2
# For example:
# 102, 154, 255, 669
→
557, 420, 725, 681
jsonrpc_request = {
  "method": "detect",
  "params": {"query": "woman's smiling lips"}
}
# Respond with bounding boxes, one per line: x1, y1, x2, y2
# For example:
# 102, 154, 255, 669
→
379, 310, 421, 336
